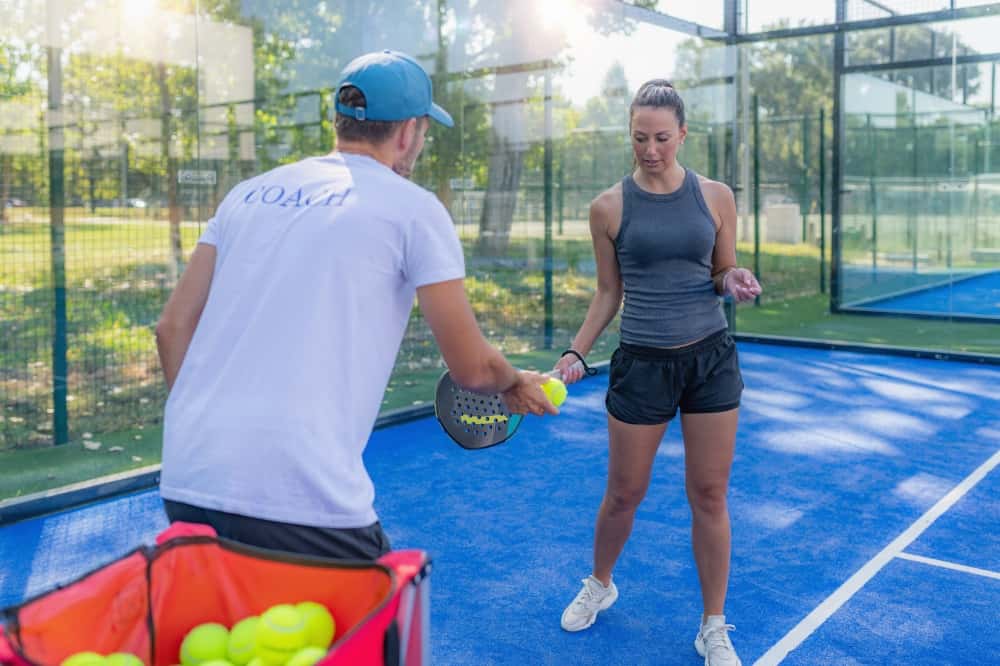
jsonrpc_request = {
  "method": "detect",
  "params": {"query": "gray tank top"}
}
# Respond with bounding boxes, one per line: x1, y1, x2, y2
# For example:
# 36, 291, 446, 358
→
615, 168, 727, 347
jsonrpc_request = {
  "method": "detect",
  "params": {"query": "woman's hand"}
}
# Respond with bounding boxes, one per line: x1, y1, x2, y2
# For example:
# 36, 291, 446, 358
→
554, 354, 587, 385
723, 268, 762, 303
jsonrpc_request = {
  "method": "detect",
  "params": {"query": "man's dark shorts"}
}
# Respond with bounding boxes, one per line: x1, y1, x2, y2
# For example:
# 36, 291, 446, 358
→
606, 328, 743, 425
163, 500, 391, 560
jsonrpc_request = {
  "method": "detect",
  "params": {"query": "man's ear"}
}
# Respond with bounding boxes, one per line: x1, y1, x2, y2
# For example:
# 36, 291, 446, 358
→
398, 118, 419, 150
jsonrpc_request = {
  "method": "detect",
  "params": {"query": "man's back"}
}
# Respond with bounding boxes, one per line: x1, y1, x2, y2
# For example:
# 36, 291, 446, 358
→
160, 152, 464, 528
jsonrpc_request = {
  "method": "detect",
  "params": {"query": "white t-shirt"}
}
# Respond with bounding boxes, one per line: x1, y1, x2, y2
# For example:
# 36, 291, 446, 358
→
160, 152, 465, 528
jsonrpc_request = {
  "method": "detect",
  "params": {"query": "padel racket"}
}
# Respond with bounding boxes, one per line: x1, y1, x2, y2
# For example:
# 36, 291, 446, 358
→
434, 361, 589, 450
434, 371, 524, 450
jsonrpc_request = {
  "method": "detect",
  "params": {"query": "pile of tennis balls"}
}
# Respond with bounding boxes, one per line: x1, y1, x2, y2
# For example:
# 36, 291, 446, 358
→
58, 601, 335, 666
60, 654, 144, 666
179, 601, 335, 666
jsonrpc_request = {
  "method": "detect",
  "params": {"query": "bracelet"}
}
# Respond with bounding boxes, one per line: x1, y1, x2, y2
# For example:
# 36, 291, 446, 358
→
718, 267, 738, 294
561, 349, 598, 376
722, 269, 735, 293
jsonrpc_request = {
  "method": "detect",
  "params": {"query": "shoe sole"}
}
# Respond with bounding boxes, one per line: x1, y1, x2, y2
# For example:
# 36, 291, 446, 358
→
561, 586, 619, 632
694, 636, 742, 666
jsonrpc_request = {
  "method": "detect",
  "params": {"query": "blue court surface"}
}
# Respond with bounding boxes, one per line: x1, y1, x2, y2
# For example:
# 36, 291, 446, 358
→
848, 269, 1000, 319
1, 342, 998, 664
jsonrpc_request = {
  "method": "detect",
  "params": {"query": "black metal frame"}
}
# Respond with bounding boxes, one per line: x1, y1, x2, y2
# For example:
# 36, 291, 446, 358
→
844, 52, 1000, 75
613, 1, 1000, 44
729, 3, 1000, 44
836, 306, 1000, 324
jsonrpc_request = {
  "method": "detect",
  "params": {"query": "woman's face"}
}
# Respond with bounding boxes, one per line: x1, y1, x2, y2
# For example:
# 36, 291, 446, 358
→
630, 106, 686, 174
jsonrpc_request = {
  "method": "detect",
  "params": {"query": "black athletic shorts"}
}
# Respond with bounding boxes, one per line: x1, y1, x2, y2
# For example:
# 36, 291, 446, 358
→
163, 500, 391, 561
605, 328, 743, 425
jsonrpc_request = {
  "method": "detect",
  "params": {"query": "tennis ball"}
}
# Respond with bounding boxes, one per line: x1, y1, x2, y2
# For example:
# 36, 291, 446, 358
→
542, 377, 567, 407
105, 654, 144, 666
255, 604, 308, 666
60, 653, 106, 666
296, 601, 335, 649
180, 622, 230, 665
227, 616, 259, 665
199, 662, 235, 666
286, 647, 327, 666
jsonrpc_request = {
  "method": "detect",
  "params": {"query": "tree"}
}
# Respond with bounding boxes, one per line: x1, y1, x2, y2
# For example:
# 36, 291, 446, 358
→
0, 38, 42, 224
470, 0, 658, 255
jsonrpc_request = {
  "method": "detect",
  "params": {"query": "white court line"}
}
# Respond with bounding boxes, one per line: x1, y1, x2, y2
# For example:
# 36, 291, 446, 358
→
754, 448, 1000, 666
897, 552, 1000, 581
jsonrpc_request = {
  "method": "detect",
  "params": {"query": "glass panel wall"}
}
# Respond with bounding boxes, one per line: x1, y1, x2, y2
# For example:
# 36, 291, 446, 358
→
1, 0, 206, 494
730, 9, 1000, 356
837, 16, 1000, 339
4, 0, 995, 501
0, 1, 733, 499
745, 0, 836, 32
622, 0, 725, 30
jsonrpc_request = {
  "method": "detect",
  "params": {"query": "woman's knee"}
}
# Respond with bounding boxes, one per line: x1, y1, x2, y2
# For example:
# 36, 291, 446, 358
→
604, 484, 647, 514
686, 481, 729, 517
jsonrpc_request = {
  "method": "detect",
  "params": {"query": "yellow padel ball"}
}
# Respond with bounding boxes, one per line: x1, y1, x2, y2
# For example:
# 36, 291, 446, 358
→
180, 623, 230, 666
105, 654, 144, 666
255, 604, 308, 666
542, 377, 567, 408
286, 646, 327, 666
296, 601, 335, 649
60, 652, 107, 666
227, 616, 259, 666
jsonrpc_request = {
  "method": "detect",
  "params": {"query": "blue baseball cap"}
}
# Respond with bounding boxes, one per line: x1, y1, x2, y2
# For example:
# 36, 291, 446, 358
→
335, 50, 454, 128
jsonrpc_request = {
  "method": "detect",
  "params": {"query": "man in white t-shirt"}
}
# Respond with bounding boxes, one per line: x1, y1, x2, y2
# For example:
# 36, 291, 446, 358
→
155, 50, 556, 559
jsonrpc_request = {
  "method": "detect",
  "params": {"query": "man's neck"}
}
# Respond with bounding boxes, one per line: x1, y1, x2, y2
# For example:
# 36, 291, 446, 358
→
334, 141, 395, 169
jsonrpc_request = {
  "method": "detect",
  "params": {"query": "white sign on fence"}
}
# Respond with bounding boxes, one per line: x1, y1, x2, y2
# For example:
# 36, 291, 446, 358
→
178, 170, 217, 185
449, 177, 475, 190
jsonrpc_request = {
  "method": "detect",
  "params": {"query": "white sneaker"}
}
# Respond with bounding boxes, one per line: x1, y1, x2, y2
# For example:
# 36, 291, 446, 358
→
560, 575, 619, 632
694, 615, 742, 666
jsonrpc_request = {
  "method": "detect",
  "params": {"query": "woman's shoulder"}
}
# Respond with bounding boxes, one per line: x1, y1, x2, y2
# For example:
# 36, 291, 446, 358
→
694, 174, 735, 203
588, 182, 624, 237
590, 181, 623, 216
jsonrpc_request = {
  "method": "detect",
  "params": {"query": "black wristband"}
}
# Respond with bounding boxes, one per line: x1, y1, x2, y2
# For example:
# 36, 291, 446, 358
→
561, 349, 598, 376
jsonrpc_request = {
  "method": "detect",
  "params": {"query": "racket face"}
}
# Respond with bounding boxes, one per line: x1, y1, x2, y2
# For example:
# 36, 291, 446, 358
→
434, 371, 522, 449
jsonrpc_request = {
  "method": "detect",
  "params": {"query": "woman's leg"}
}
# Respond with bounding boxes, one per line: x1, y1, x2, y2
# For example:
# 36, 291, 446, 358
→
592, 413, 668, 585
680, 408, 739, 619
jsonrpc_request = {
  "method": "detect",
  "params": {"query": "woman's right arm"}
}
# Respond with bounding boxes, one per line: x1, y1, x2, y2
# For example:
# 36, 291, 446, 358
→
556, 191, 623, 384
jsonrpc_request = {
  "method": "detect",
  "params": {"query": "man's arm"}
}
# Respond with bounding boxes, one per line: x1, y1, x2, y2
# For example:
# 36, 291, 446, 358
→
417, 279, 517, 393
417, 279, 556, 415
155, 243, 217, 390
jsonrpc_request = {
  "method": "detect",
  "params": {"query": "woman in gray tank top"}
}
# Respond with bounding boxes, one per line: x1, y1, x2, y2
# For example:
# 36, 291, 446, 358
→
554, 80, 761, 666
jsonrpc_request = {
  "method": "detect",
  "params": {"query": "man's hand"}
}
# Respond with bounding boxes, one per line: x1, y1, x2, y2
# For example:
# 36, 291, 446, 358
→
501, 370, 560, 416
723, 267, 762, 303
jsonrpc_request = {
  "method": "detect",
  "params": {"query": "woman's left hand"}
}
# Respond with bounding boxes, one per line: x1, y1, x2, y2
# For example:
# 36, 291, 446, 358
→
724, 268, 762, 303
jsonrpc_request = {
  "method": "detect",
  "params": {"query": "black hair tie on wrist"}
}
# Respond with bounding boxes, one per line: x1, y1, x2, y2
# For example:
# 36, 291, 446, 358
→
561, 349, 598, 376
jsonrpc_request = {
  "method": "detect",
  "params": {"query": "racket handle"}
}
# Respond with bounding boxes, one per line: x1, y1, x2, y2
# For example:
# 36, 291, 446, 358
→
546, 360, 584, 381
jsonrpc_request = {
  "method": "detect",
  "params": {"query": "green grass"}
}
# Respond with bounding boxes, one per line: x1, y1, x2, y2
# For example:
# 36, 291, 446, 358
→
0, 423, 163, 499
